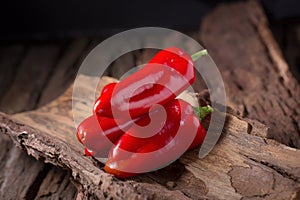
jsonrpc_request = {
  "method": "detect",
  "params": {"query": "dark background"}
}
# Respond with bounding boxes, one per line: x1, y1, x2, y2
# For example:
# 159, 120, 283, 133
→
1, 0, 299, 81
0, 0, 299, 39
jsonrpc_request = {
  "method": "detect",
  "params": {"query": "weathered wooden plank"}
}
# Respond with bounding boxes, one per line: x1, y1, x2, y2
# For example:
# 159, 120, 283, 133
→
0, 1, 299, 199
0, 134, 47, 200
181, 114, 300, 199
38, 38, 89, 107
34, 166, 77, 200
109, 50, 141, 79
0, 45, 25, 103
0, 74, 299, 199
200, 0, 300, 148
0, 44, 61, 114
0, 41, 80, 200
0, 133, 78, 200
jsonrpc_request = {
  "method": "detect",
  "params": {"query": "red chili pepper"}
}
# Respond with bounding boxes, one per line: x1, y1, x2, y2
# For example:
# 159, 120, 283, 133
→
76, 114, 132, 157
93, 82, 117, 117
94, 47, 198, 119
104, 99, 211, 178
76, 47, 210, 178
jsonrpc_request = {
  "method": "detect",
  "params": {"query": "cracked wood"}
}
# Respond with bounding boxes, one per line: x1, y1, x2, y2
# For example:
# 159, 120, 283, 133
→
0, 74, 299, 199
200, 0, 300, 148
0, 0, 300, 199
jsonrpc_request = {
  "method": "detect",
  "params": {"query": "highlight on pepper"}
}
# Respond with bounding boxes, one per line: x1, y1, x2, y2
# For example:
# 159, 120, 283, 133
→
76, 47, 211, 178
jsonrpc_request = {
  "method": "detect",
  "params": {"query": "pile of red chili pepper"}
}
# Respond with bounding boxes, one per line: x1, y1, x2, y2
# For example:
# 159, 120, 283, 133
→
76, 47, 212, 178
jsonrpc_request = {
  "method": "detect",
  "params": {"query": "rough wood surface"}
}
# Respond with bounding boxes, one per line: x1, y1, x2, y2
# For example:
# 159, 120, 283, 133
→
0, 44, 61, 114
0, 132, 77, 200
0, 40, 89, 199
0, 134, 45, 200
199, 0, 300, 148
34, 166, 77, 200
0, 45, 25, 99
0, 74, 299, 199
37, 38, 89, 107
0, 1, 300, 199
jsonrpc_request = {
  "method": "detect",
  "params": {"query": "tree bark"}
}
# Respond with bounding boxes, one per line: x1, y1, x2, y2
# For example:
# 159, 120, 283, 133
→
199, 0, 300, 148
0, 40, 86, 200
0, 1, 299, 199
0, 74, 299, 199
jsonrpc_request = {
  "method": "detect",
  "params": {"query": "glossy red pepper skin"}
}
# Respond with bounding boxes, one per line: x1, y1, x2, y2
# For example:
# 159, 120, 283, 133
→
149, 47, 195, 82
104, 99, 206, 178
94, 47, 195, 119
189, 117, 206, 149
76, 114, 130, 157
93, 83, 117, 118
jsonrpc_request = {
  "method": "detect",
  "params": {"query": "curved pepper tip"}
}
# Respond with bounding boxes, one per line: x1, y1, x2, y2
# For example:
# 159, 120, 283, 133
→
104, 165, 139, 179
76, 127, 85, 144
84, 148, 94, 156
93, 82, 117, 118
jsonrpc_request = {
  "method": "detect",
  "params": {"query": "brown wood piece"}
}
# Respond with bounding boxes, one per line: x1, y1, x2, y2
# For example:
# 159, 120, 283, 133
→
0, 133, 77, 200
0, 74, 299, 199
0, 40, 88, 200
0, 44, 61, 114
200, 0, 300, 148
34, 166, 77, 200
38, 38, 90, 107
0, 45, 25, 105
0, 0, 300, 199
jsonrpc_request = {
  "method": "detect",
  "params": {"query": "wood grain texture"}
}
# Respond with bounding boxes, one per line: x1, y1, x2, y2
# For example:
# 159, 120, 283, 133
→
0, 133, 78, 200
200, 0, 300, 148
0, 40, 86, 200
34, 166, 77, 200
0, 134, 47, 200
0, 74, 299, 199
0, 44, 61, 114
0, 1, 300, 199
38, 38, 89, 107
0, 45, 25, 105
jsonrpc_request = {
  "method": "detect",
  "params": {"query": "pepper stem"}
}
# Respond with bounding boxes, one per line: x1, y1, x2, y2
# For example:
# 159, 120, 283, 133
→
194, 105, 213, 121
191, 49, 208, 61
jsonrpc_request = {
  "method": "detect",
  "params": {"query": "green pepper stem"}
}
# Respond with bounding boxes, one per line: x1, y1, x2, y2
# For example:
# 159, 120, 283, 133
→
193, 105, 213, 121
191, 49, 208, 62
